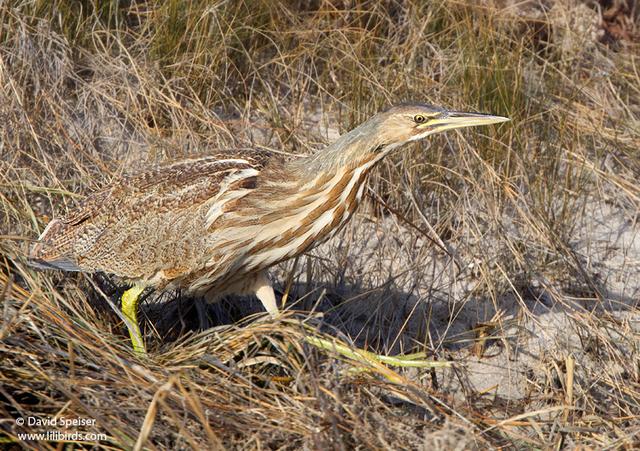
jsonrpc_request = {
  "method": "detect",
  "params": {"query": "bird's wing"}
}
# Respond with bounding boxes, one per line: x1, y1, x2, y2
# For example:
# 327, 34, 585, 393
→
29, 151, 272, 276
63, 151, 268, 224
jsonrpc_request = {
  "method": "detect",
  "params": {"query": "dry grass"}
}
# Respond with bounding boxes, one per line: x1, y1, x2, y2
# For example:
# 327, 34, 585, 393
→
1, 0, 639, 449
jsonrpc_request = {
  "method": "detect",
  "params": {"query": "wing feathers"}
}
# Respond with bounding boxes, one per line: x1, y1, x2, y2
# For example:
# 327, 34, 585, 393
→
28, 153, 270, 276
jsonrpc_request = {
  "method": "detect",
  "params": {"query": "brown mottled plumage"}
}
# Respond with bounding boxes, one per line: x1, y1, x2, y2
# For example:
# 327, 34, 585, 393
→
29, 103, 509, 353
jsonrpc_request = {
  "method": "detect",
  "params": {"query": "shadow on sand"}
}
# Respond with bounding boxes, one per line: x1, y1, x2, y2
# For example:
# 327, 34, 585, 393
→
86, 272, 637, 357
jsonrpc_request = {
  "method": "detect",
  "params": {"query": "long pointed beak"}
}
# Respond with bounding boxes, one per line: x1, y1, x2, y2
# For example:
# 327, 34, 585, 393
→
421, 111, 510, 133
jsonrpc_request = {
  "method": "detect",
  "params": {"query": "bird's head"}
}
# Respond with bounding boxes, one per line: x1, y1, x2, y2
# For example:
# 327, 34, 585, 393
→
374, 103, 509, 148
298, 102, 509, 173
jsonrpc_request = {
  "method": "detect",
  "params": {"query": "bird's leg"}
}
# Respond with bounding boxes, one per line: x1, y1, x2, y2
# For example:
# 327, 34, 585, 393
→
254, 271, 278, 318
121, 285, 146, 354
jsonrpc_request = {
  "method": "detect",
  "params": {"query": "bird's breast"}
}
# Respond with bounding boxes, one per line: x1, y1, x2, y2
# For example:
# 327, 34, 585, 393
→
196, 157, 378, 289
239, 159, 376, 270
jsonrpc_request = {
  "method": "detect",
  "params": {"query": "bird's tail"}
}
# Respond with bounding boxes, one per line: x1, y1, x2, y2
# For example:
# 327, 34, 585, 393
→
28, 219, 82, 272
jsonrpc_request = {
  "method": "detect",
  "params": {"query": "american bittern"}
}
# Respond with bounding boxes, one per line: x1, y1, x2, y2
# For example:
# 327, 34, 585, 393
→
29, 103, 508, 354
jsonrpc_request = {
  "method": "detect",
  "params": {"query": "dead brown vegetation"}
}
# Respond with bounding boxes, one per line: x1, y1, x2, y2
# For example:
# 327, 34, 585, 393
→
1, 0, 639, 449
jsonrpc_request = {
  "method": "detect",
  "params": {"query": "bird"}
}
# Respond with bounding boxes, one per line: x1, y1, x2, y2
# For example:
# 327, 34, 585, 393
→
28, 103, 509, 354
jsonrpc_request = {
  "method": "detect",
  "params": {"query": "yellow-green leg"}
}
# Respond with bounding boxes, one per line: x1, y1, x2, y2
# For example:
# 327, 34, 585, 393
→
121, 285, 146, 355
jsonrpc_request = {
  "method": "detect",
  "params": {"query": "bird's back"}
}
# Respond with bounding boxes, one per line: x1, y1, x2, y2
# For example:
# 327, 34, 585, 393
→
29, 151, 272, 286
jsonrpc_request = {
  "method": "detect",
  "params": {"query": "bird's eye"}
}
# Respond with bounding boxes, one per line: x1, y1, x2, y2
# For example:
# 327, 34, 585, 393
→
414, 114, 427, 124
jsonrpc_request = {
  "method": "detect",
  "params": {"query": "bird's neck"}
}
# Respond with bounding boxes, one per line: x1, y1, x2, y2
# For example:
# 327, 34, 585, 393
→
273, 117, 401, 221
234, 153, 380, 272
212, 129, 395, 274
290, 116, 392, 176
